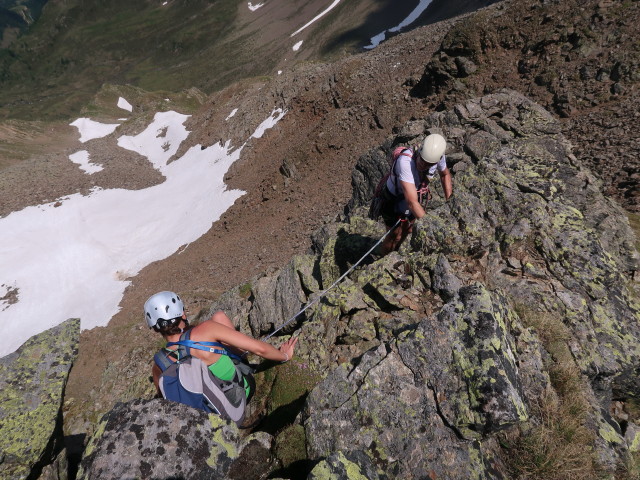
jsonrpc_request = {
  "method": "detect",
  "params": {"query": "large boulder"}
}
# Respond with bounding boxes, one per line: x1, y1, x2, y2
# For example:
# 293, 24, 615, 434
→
77, 398, 275, 480
0, 318, 80, 480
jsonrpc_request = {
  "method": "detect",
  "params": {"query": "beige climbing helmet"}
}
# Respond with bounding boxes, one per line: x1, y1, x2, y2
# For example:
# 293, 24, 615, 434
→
419, 134, 447, 163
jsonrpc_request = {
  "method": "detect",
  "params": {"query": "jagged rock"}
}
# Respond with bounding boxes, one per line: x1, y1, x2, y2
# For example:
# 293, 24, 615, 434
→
299, 88, 640, 476
245, 255, 315, 337
304, 344, 503, 479
307, 450, 380, 479
77, 398, 274, 480
0, 318, 80, 480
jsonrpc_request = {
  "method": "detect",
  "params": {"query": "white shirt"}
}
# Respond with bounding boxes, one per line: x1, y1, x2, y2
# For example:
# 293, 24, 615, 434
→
386, 148, 447, 196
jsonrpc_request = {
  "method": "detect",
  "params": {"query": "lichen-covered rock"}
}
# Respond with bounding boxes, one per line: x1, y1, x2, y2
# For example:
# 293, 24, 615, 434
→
307, 450, 380, 479
0, 318, 80, 480
304, 344, 501, 479
301, 88, 640, 477
77, 398, 274, 480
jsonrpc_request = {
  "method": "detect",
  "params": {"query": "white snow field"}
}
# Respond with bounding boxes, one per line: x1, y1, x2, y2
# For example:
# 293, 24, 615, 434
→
70, 118, 121, 143
0, 104, 286, 357
118, 96, 133, 112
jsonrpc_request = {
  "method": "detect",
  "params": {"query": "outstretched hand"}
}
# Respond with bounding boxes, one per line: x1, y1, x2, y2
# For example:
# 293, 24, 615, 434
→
279, 336, 299, 361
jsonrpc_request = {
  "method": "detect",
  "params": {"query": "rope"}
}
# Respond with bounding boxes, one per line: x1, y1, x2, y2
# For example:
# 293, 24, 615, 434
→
263, 216, 404, 341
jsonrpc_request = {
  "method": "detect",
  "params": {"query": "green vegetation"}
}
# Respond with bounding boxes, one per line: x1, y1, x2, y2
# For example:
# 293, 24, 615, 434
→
501, 306, 598, 480
274, 424, 307, 471
0, 0, 261, 120
251, 356, 322, 478
238, 282, 252, 300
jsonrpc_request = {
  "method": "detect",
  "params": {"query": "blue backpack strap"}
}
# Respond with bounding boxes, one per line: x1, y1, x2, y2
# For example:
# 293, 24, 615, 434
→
154, 350, 173, 372
167, 339, 243, 361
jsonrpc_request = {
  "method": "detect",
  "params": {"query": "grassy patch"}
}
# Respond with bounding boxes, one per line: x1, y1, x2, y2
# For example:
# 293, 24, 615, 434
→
238, 282, 252, 300
628, 212, 640, 252
502, 306, 598, 479
618, 451, 640, 480
274, 424, 307, 471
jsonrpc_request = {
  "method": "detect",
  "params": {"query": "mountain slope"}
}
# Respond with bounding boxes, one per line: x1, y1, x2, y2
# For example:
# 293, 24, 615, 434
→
60, 0, 640, 447
0, 0, 494, 121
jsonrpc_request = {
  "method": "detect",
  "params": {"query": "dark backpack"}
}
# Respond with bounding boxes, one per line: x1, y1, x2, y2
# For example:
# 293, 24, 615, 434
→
368, 146, 412, 220
154, 330, 255, 426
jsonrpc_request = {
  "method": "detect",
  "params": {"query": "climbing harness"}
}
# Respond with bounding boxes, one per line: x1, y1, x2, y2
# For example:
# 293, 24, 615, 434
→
417, 183, 431, 205
262, 215, 404, 341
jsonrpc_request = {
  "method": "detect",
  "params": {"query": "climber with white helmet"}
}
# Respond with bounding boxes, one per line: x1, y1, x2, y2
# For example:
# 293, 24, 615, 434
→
145, 291, 298, 402
379, 133, 453, 255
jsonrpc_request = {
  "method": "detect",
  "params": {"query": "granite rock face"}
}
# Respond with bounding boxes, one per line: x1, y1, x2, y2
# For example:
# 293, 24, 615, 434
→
0, 318, 80, 480
300, 89, 639, 477
77, 398, 275, 480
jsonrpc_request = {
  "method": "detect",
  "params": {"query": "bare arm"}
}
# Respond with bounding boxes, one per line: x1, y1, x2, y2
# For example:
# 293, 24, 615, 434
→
439, 168, 453, 200
400, 181, 426, 219
194, 320, 298, 362
152, 363, 162, 396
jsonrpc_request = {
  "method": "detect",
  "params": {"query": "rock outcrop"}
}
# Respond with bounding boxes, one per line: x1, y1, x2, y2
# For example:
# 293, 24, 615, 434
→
251, 89, 640, 477
77, 398, 274, 480
79, 90, 639, 478
0, 318, 79, 480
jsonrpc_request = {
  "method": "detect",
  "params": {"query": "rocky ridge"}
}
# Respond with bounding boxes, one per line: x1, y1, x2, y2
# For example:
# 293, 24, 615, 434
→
2, 0, 640, 478
77, 90, 640, 479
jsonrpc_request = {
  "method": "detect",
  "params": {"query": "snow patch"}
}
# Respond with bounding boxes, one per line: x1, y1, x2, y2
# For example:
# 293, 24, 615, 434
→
291, 0, 341, 36
117, 97, 133, 112
70, 118, 120, 143
248, 2, 263, 11
226, 108, 238, 120
251, 108, 286, 139
364, 0, 432, 49
0, 109, 286, 358
117, 111, 190, 171
69, 150, 103, 174
293, 41, 303, 51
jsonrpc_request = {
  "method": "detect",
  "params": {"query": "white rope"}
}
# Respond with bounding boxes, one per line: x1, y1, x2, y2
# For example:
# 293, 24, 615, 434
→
263, 217, 403, 340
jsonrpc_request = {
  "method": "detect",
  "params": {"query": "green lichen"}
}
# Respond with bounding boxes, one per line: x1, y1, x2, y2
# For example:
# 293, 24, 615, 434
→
308, 459, 333, 479
599, 419, 624, 446
82, 418, 108, 457
206, 415, 238, 462
0, 318, 79, 465
628, 430, 640, 453
339, 452, 369, 479
467, 443, 487, 480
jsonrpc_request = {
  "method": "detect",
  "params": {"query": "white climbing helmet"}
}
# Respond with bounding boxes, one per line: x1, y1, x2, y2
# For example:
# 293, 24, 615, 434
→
419, 134, 447, 163
144, 291, 184, 329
